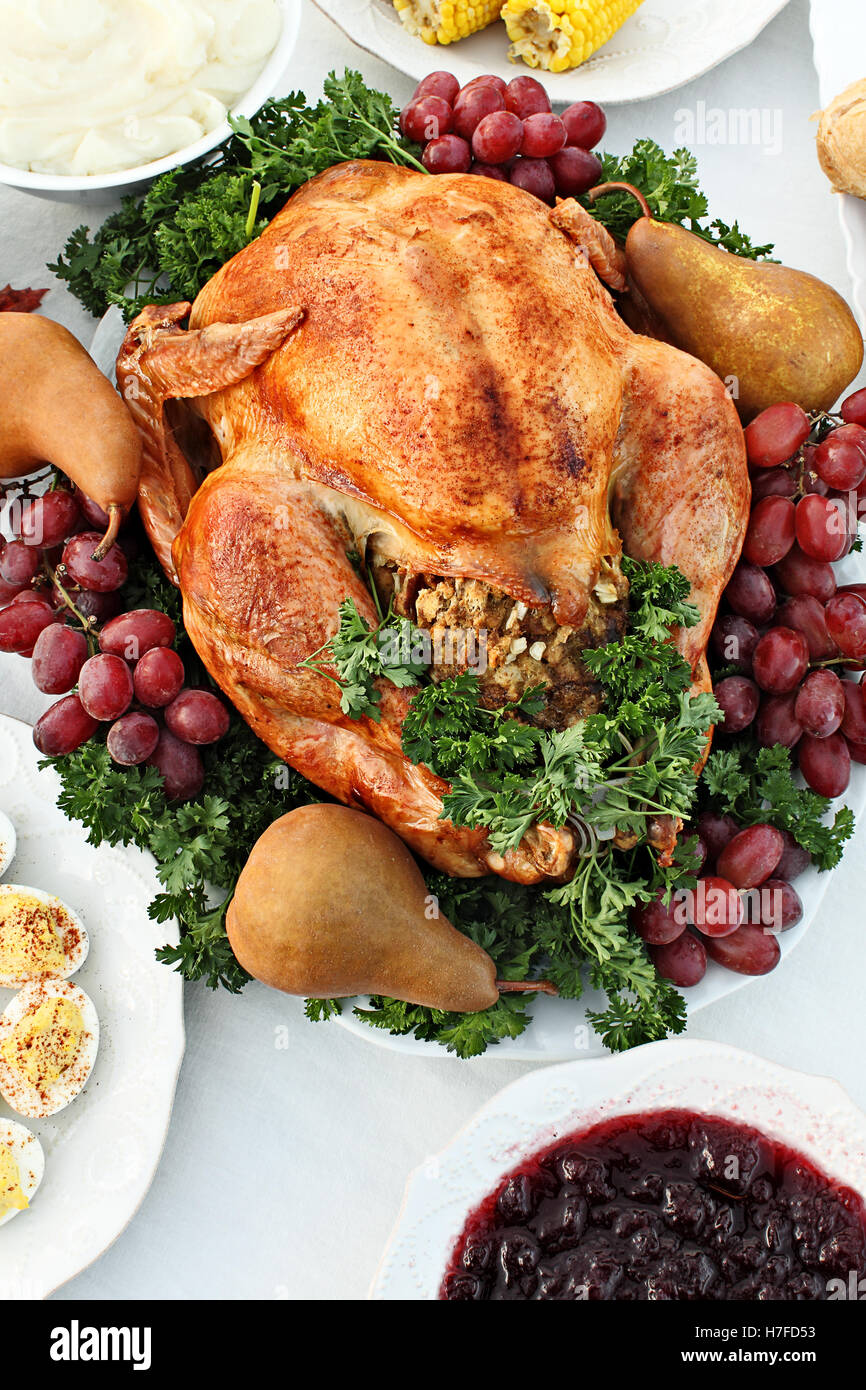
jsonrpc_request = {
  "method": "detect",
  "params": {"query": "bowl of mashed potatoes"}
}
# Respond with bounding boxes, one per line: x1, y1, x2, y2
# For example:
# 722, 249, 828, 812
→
0, 0, 300, 201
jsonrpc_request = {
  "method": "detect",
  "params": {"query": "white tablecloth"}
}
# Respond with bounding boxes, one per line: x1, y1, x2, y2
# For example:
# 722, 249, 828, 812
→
1, 0, 865, 1300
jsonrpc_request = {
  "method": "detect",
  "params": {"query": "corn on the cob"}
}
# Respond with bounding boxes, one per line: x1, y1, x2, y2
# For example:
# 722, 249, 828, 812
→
503, 0, 644, 72
393, 1, 504, 46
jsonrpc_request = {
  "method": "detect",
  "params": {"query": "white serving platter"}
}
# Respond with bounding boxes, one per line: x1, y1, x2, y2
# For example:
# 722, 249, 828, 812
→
313, 0, 792, 106
371, 1038, 866, 1298
0, 715, 184, 1299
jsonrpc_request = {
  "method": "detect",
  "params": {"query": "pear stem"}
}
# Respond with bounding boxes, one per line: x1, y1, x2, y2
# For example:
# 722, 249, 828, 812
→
91, 504, 123, 562
587, 181, 653, 221
496, 979, 559, 997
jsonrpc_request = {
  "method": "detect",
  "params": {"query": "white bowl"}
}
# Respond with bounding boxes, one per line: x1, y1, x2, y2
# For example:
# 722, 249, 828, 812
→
371, 1039, 866, 1299
0, 0, 301, 205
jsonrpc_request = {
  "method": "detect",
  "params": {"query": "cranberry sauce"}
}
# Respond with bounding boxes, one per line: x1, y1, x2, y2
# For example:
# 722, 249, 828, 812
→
441, 1109, 866, 1301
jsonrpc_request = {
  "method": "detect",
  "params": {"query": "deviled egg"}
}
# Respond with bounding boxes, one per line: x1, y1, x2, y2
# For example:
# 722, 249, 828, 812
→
0, 980, 99, 1118
0, 1118, 44, 1226
0, 884, 88, 988
0, 811, 15, 879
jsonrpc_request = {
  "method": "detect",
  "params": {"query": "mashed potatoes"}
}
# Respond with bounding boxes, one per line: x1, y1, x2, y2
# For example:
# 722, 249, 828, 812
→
0, 0, 281, 175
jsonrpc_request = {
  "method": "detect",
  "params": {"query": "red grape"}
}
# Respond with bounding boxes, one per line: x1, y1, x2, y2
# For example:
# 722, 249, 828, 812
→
798, 730, 850, 797
800, 445, 829, 495
825, 591, 866, 659
77, 653, 134, 721
19, 490, 81, 548
469, 161, 509, 181
164, 689, 230, 745
99, 608, 176, 661
520, 112, 566, 158
33, 695, 99, 756
794, 494, 848, 562
812, 424, 866, 490
147, 728, 204, 802
751, 627, 809, 694
548, 146, 602, 197
560, 100, 606, 149
724, 561, 777, 625
687, 876, 743, 937
31, 624, 87, 695
714, 675, 760, 733
471, 110, 523, 164
649, 931, 707, 987
846, 736, 866, 764
62, 532, 128, 593
841, 679, 866, 743
422, 135, 472, 174
775, 594, 836, 661
750, 466, 797, 502
106, 712, 160, 766
0, 574, 25, 606
774, 830, 811, 881
74, 490, 110, 530
133, 646, 185, 707
793, 669, 844, 738
841, 386, 866, 427
756, 879, 803, 933
412, 71, 460, 105
400, 96, 453, 144
62, 587, 123, 625
0, 540, 39, 587
629, 891, 685, 945
716, 824, 783, 888
756, 692, 803, 748
773, 545, 836, 602
742, 495, 795, 567
504, 76, 550, 119
695, 811, 739, 864
743, 402, 810, 469
704, 923, 781, 976
0, 598, 59, 653
452, 86, 504, 140
461, 75, 507, 96
508, 157, 555, 202
710, 614, 759, 673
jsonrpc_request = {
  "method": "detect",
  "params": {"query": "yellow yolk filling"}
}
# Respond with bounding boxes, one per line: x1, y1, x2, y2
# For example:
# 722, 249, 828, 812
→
0, 1144, 27, 1214
0, 894, 65, 977
1, 998, 84, 1087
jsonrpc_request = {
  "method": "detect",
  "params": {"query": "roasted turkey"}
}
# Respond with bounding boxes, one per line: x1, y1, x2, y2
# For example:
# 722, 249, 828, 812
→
116, 160, 749, 883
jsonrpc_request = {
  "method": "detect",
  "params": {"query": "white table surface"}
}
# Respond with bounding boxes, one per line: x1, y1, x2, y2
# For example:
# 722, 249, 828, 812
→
1, 0, 865, 1300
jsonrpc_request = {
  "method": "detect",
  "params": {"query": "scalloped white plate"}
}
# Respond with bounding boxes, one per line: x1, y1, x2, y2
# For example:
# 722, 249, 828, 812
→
371, 1039, 866, 1298
313, 0, 792, 105
0, 715, 184, 1299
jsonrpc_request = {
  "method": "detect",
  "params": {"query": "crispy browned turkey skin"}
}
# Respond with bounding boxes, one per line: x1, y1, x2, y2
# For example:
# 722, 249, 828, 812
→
116, 160, 749, 883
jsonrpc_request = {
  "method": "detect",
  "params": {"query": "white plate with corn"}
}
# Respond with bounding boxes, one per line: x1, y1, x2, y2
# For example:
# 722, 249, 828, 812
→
313, 0, 792, 104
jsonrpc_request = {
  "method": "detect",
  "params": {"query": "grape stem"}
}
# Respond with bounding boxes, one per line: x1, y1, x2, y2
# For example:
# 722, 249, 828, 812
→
42, 557, 100, 656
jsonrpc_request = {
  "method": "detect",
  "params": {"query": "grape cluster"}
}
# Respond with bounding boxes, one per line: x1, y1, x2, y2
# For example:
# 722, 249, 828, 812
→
399, 71, 605, 203
0, 485, 228, 802
712, 388, 866, 800
632, 820, 807, 988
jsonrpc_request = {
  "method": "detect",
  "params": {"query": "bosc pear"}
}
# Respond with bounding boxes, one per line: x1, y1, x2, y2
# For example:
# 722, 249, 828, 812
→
227, 804, 533, 1013
590, 183, 864, 420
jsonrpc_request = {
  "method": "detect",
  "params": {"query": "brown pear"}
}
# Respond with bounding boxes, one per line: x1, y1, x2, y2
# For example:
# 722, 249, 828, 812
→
622, 216, 863, 421
0, 313, 142, 555
226, 804, 500, 1012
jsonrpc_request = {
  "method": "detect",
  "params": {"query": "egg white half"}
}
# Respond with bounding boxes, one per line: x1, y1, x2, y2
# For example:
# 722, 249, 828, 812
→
0, 980, 99, 1118
0, 884, 89, 988
0, 1117, 44, 1227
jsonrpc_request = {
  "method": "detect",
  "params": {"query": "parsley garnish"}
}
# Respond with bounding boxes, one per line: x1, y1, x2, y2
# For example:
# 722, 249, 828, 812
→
701, 742, 855, 870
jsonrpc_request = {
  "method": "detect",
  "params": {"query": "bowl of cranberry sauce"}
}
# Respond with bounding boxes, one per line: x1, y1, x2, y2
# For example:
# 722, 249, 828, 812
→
441, 1109, 866, 1301
370, 1042, 866, 1300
